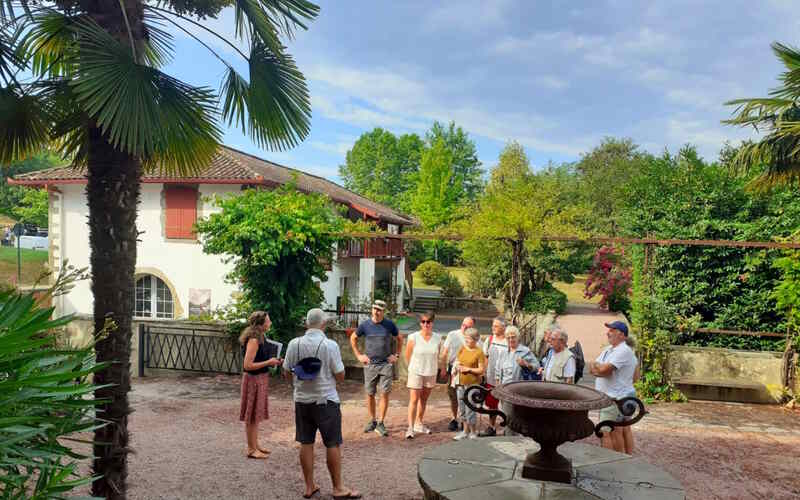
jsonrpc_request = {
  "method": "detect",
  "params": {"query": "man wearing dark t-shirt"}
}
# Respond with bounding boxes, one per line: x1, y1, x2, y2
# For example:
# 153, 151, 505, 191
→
350, 300, 401, 437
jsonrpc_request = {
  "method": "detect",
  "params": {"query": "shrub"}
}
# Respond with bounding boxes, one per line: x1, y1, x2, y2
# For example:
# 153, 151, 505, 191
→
584, 245, 632, 313
522, 282, 567, 315
436, 271, 464, 297
417, 260, 446, 285
0, 278, 105, 497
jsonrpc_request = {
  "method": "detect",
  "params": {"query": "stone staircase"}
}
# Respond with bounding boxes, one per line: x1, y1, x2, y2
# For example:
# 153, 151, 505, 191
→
412, 295, 439, 312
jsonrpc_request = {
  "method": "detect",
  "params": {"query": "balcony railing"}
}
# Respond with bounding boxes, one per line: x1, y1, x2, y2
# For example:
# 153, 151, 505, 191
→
338, 238, 404, 259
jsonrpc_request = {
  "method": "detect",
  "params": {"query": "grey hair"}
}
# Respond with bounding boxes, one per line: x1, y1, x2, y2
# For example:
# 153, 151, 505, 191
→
505, 325, 520, 337
462, 316, 475, 326
464, 327, 480, 341
551, 328, 568, 343
493, 316, 507, 327
306, 308, 326, 328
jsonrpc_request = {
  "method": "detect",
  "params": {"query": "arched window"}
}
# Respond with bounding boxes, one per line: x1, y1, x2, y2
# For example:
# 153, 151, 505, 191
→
134, 275, 174, 319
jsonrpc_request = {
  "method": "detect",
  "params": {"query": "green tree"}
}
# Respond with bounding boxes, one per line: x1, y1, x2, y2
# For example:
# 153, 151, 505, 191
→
426, 121, 483, 200
488, 141, 530, 188
339, 128, 424, 210
197, 186, 346, 341
410, 138, 461, 229
574, 137, 649, 234
0, 1, 318, 496
459, 144, 588, 322
620, 146, 800, 349
13, 188, 48, 227
724, 42, 800, 188
0, 152, 60, 219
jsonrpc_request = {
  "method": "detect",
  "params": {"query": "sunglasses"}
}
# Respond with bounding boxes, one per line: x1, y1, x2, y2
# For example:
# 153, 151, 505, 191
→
420, 320, 433, 324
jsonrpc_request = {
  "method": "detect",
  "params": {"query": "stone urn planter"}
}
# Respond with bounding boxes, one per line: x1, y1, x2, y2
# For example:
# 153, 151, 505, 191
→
465, 381, 646, 484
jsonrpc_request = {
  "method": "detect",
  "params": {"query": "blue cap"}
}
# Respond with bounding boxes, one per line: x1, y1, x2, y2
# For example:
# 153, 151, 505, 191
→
291, 356, 322, 380
604, 321, 629, 336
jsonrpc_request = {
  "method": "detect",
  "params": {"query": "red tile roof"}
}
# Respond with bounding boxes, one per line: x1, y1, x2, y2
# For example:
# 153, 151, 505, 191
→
9, 146, 415, 226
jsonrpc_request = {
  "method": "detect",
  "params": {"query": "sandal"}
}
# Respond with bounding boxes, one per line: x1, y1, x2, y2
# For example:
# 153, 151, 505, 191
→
246, 449, 269, 459
257, 446, 271, 455
303, 486, 320, 498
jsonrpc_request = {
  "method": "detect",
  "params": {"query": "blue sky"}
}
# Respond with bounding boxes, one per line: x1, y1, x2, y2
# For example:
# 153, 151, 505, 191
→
165, 0, 797, 183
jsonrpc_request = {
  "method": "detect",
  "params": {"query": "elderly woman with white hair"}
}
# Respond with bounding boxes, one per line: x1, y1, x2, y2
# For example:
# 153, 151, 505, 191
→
497, 326, 539, 435
498, 326, 539, 384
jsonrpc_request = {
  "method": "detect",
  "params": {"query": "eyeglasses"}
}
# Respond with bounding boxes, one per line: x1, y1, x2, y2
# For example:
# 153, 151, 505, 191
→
420, 320, 432, 324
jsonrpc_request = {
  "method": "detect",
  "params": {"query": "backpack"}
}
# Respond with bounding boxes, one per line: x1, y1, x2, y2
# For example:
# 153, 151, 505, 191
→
570, 341, 585, 384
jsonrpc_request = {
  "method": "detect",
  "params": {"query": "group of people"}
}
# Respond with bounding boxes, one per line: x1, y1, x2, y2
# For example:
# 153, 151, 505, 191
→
236, 299, 639, 498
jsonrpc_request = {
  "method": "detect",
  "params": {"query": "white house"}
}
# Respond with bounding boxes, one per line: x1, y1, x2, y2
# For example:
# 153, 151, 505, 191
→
10, 146, 415, 320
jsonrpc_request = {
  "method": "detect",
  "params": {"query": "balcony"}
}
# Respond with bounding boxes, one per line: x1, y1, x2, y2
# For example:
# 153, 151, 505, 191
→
338, 238, 404, 259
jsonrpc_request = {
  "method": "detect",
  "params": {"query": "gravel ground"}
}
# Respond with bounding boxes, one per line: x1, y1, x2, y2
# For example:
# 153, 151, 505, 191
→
80, 375, 800, 500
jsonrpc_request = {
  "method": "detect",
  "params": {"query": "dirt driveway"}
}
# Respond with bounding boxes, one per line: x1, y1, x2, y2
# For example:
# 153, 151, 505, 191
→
111, 375, 800, 500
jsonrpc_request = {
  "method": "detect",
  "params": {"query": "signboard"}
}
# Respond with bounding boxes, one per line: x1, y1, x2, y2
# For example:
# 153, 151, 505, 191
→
188, 288, 211, 316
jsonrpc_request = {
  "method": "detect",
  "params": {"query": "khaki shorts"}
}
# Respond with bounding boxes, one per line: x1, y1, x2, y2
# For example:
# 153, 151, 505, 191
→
407, 372, 436, 390
364, 363, 393, 395
598, 403, 624, 423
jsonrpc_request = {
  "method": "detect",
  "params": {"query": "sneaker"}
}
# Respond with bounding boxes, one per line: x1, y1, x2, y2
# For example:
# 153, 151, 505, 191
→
453, 430, 468, 441
405, 427, 415, 439
468, 432, 479, 439
413, 423, 432, 435
375, 422, 389, 437
363, 420, 377, 433
447, 419, 459, 432
478, 426, 496, 437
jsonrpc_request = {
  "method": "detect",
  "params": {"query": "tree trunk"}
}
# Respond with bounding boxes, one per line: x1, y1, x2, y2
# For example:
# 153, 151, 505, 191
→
508, 238, 524, 325
88, 125, 141, 499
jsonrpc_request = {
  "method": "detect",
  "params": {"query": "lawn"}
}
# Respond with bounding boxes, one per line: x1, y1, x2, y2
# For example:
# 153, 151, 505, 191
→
412, 266, 600, 306
553, 274, 600, 305
0, 246, 49, 286
412, 266, 470, 291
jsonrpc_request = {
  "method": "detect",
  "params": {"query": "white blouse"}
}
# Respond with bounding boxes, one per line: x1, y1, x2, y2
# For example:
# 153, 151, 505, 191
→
407, 331, 443, 377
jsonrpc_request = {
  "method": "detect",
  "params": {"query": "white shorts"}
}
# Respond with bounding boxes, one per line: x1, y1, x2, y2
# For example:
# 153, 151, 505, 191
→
407, 372, 436, 389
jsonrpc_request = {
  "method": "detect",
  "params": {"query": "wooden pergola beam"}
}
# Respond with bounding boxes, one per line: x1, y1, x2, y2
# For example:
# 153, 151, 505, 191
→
333, 232, 800, 250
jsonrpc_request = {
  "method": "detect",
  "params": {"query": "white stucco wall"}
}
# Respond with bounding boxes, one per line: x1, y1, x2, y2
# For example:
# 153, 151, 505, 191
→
359, 258, 375, 304
58, 183, 240, 318
55, 183, 408, 318
321, 256, 360, 309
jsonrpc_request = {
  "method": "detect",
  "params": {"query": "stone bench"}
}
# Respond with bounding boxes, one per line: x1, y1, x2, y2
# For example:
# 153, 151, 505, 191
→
672, 377, 772, 404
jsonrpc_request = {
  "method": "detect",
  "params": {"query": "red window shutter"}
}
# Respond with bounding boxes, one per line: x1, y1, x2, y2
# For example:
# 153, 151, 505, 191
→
165, 187, 198, 239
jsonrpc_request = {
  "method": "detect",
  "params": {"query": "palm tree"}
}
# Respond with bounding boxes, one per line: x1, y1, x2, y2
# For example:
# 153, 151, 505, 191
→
725, 42, 800, 188
0, 1, 318, 497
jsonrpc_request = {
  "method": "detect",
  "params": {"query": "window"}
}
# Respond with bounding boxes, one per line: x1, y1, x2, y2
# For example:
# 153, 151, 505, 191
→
134, 275, 174, 319
164, 186, 198, 239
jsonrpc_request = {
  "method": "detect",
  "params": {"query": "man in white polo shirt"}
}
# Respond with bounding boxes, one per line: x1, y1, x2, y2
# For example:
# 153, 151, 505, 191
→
589, 320, 637, 454
284, 309, 361, 499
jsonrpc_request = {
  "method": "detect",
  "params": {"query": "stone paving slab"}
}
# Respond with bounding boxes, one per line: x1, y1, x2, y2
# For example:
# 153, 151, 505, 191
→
419, 437, 686, 500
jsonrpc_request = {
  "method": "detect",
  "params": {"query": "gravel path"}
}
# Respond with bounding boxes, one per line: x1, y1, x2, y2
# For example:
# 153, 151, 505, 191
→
82, 375, 800, 500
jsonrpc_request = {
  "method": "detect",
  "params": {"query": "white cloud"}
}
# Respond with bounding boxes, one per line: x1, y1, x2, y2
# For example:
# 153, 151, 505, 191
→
309, 139, 354, 155
307, 62, 588, 156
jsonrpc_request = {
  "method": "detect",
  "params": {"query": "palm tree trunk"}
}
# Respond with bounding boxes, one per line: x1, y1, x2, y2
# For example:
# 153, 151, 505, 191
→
88, 125, 141, 499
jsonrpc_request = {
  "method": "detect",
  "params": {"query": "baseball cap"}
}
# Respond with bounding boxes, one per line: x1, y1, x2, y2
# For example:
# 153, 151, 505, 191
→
291, 356, 322, 380
372, 300, 387, 311
604, 321, 629, 337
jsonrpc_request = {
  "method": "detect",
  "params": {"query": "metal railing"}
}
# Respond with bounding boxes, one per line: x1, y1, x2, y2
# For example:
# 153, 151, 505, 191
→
324, 307, 370, 329
138, 323, 241, 376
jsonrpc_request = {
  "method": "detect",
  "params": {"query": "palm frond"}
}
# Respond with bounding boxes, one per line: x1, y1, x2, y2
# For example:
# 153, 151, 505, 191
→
220, 40, 310, 150
0, 84, 51, 163
68, 16, 220, 173
0, 24, 24, 84
234, 0, 318, 55
141, 10, 174, 68
17, 11, 77, 78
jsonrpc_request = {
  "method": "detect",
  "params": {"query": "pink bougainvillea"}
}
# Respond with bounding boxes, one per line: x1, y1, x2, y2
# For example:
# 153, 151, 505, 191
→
584, 245, 632, 312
